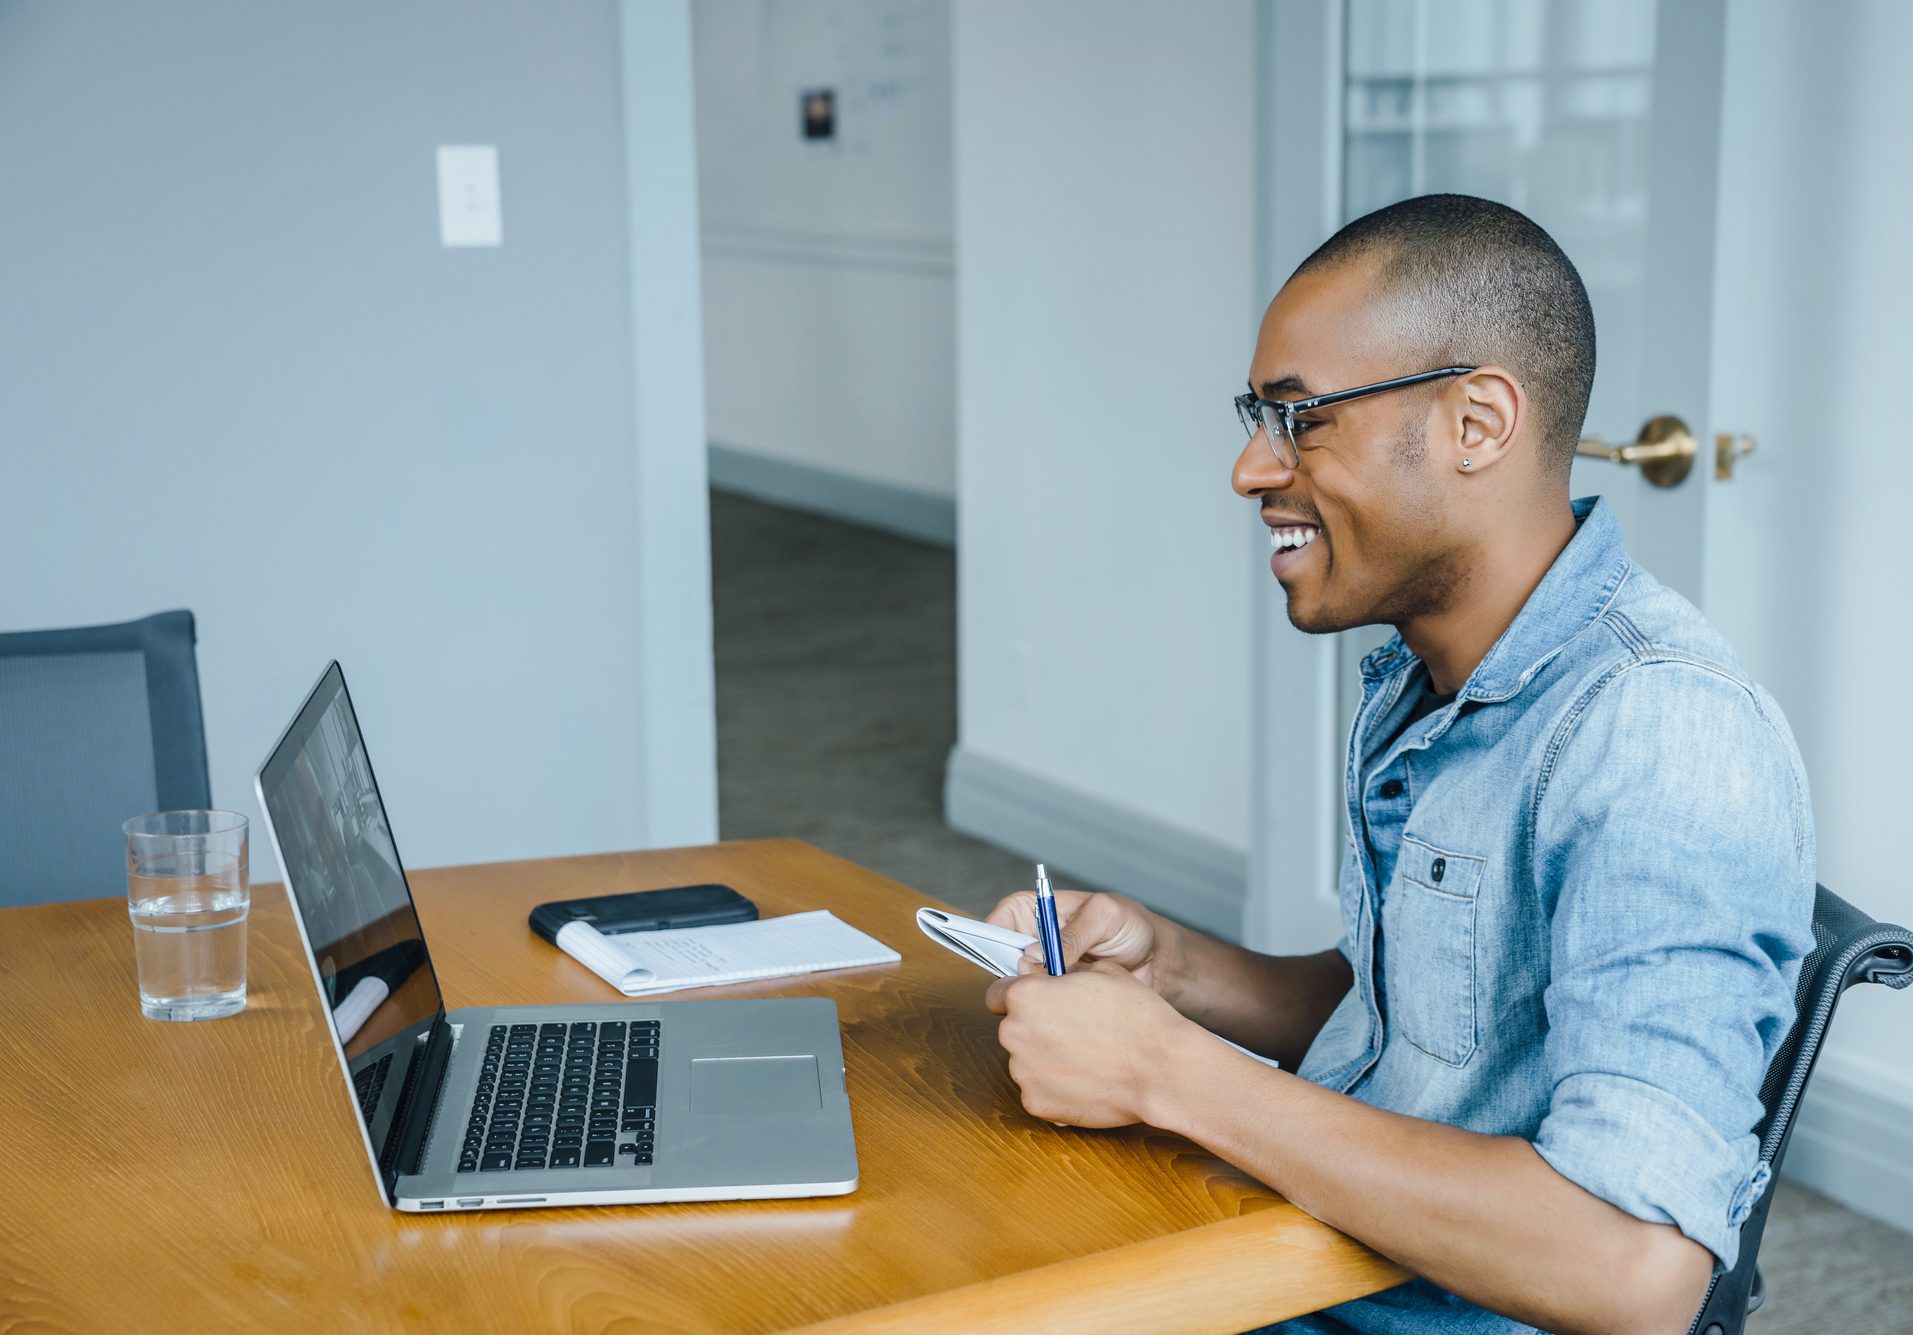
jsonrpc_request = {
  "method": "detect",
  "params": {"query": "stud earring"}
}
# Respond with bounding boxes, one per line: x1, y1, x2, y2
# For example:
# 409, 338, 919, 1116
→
1460, 459, 1472, 469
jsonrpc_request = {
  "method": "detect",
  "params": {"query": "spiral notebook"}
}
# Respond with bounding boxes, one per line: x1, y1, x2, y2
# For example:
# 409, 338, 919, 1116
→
555, 910, 901, 997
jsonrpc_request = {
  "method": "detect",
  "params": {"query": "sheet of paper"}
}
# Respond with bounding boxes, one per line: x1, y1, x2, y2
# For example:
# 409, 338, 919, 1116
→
915, 907, 1032, 977
556, 910, 900, 997
916, 906, 1282, 1070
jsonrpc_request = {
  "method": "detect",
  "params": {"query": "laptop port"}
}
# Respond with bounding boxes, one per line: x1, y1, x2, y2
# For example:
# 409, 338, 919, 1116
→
419, 1200, 445, 1210
456, 1198, 485, 1207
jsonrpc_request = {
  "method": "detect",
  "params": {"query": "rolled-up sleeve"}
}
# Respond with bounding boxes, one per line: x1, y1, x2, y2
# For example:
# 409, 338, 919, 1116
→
1531, 660, 1813, 1270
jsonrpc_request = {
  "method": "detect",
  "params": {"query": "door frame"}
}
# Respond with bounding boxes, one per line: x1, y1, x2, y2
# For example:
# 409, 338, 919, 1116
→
1243, 0, 1350, 952
619, 0, 721, 848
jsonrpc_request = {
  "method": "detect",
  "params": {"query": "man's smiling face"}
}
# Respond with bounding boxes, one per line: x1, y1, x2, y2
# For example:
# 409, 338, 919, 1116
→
1233, 258, 1464, 636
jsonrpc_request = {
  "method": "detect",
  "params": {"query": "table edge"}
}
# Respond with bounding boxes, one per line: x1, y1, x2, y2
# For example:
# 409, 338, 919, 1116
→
787, 1206, 1410, 1334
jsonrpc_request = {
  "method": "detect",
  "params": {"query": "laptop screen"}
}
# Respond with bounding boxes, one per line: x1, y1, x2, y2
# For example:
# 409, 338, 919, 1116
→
258, 664, 445, 1160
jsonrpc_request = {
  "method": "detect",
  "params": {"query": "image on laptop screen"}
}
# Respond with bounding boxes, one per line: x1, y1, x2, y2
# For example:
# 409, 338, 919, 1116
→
259, 665, 444, 1068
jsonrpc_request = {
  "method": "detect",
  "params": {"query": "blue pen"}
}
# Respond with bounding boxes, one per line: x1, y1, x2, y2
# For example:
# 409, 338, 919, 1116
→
1033, 863, 1065, 976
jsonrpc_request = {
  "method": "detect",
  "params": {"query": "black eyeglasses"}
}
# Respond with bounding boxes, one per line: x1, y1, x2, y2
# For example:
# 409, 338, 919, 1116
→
1234, 366, 1477, 468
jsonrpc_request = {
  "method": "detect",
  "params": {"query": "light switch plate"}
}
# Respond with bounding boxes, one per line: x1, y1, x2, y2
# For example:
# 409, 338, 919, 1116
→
437, 145, 502, 248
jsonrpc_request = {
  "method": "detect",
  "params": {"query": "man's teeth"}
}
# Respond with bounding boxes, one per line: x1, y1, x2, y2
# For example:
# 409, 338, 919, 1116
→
1270, 526, 1319, 551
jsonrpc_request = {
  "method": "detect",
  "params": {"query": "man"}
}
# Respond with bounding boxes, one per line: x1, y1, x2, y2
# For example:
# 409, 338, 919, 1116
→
984, 194, 1814, 1334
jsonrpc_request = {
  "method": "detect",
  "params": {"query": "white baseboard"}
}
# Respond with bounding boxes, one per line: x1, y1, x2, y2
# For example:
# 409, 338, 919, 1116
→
708, 443, 955, 548
1781, 1066, 1913, 1234
943, 746, 1247, 941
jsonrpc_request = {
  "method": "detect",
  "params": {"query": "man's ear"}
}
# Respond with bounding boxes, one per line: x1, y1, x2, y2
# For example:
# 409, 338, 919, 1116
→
1448, 366, 1524, 475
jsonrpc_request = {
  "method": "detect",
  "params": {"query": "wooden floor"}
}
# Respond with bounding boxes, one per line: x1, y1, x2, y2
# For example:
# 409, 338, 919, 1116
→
708, 487, 1913, 1334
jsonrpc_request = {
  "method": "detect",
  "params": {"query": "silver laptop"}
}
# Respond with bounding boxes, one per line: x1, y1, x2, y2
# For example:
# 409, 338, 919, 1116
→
255, 662, 858, 1213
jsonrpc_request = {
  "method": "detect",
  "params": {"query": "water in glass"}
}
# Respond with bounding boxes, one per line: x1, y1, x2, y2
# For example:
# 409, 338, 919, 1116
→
128, 850, 249, 1020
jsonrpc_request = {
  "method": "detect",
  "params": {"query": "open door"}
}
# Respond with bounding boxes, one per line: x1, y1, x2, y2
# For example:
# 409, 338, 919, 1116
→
1245, 0, 1745, 950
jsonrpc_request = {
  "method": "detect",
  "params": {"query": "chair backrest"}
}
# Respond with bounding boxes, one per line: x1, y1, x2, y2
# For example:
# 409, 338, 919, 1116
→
0, 610, 211, 908
1687, 884, 1913, 1335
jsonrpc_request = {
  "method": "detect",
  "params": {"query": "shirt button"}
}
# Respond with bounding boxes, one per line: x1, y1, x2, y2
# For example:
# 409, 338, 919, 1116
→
1379, 779, 1404, 799
1431, 857, 1446, 883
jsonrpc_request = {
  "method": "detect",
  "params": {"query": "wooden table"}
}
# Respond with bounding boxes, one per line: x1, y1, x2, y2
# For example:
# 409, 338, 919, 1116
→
0, 840, 1405, 1332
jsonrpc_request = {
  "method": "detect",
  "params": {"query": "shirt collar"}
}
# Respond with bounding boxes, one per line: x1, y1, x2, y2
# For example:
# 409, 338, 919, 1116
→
1358, 496, 1632, 702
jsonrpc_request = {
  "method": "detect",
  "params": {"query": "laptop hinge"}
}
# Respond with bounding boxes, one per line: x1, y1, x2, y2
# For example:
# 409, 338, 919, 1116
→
382, 1013, 455, 1198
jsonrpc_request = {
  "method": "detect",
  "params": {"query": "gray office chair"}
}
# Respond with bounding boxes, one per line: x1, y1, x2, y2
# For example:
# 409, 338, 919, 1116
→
1686, 884, 1913, 1335
0, 610, 212, 907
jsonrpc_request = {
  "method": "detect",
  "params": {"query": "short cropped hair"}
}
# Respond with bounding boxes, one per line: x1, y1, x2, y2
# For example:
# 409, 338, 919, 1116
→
1294, 194, 1596, 472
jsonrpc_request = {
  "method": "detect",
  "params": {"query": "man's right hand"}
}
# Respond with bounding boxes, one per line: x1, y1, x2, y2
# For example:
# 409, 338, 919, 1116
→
985, 887, 1180, 1002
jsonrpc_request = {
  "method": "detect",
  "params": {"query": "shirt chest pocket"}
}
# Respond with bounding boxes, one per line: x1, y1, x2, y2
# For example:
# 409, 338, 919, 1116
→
1385, 836, 1487, 1067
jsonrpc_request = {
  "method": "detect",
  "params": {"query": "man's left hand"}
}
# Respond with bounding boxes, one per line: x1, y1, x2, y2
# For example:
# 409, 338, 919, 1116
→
985, 962, 1195, 1128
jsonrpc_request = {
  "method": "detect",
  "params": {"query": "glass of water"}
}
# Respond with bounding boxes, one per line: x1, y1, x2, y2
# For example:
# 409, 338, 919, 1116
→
123, 810, 250, 1021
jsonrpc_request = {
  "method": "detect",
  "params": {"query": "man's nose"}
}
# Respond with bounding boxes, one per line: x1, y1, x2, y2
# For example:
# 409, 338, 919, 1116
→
1232, 429, 1295, 498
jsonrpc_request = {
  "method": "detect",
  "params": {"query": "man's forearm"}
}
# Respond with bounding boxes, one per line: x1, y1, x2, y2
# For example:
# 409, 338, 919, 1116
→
1153, 922, 1351, 1070
1144, 1036, 1714, 1335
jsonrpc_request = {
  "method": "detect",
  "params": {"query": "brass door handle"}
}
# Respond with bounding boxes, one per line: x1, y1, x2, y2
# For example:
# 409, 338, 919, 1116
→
1575, 415, 1696, 488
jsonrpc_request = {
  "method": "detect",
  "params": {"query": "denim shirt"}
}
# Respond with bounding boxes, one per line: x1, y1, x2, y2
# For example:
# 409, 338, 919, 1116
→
1277, 497, 1816, 1335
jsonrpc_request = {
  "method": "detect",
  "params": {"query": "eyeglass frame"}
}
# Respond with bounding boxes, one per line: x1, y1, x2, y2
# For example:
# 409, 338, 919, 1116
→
1234, 365, 1478, 468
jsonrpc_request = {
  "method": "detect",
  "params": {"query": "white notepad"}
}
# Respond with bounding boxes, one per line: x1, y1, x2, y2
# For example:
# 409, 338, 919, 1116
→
557, 910, 901, 997
916, 907, 1282, 1069
915, 908, 1040, 978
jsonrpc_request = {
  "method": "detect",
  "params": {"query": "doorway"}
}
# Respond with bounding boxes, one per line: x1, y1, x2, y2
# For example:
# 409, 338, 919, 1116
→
707, 494, 1038, 914
691, 1, 1066, 917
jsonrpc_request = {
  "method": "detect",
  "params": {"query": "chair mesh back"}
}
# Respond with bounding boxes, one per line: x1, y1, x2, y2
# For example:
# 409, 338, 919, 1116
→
1753, 887, 1911, 1157
0, 611, 209, 909
0, 651, 159, 907
1687, 886, 1913, 1335
1756, 899, 1848, 1144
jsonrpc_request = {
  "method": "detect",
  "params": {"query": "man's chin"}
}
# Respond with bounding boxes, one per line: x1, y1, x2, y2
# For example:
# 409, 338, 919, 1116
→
1281, 591, 1353, 636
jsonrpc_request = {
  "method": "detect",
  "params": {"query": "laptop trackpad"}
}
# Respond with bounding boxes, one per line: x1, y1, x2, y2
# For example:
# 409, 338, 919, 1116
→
689, 1055, 822, 1113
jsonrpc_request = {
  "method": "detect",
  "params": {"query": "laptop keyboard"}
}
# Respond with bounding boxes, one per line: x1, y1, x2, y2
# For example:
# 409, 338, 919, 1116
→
458, 1020, 659, 1174
353, 1052, 394, 1123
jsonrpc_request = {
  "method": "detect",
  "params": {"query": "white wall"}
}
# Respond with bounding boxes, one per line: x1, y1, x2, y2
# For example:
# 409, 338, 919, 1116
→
950, 1, 1259, 894
0, 1, 717, 874
1705, 0, 1913, 1218
693, 0, 955, 503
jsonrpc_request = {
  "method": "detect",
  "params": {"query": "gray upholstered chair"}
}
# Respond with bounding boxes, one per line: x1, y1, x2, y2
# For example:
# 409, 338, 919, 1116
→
1687, 884, 1913, 1335
0, 610, 211, 907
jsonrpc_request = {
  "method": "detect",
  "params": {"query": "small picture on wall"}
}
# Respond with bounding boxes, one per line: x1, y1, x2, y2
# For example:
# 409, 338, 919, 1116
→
801, 88, 836, 141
